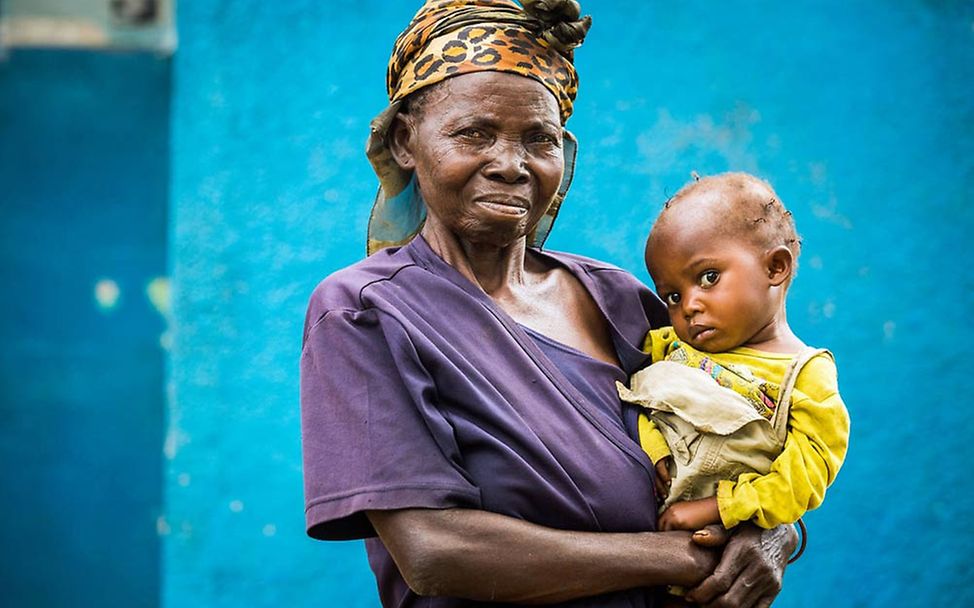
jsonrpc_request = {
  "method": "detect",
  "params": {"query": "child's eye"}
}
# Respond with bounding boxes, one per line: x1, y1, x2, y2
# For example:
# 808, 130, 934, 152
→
664, 293, 681, 306
700, 270, 719, 287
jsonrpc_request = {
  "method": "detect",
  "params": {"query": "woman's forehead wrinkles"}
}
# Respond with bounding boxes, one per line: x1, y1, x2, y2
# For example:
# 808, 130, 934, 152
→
428, 73, 560, 121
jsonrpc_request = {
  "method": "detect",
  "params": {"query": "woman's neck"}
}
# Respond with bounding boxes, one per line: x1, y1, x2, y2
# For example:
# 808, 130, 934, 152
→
421, 223, 535, 297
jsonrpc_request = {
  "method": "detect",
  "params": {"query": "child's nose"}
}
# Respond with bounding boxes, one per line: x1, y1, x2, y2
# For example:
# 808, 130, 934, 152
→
682, 293, 704, 318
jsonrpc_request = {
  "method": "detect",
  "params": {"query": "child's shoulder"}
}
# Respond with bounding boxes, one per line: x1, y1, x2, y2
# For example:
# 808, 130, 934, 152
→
794, 350, 840, 400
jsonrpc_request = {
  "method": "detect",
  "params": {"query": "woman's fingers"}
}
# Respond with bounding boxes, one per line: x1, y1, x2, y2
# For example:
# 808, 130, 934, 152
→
686, 525, 785, 608
684, 544, 743, 605
698, 562, 776, 608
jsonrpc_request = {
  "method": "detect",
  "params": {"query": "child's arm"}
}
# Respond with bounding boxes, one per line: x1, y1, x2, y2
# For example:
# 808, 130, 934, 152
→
628, 328, 682, 499
658, 497, 721, 531
716, 355, 850, 529
637, 414, 674, 499
637, 413, 672, 463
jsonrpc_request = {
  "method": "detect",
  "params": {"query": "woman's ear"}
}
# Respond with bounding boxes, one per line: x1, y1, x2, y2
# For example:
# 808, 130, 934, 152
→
388, 112, 417, 171
766, 246, 794, 287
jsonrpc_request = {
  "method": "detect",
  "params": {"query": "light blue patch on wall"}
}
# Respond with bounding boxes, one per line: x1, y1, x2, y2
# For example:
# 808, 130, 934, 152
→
0, 49, 170, 608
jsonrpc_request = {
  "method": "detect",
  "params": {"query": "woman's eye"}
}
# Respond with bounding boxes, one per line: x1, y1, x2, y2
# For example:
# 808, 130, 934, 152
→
700, 270, 719, 287
458, 128, 487, 140
529, 132, 560, 146
665, 293, 681, 306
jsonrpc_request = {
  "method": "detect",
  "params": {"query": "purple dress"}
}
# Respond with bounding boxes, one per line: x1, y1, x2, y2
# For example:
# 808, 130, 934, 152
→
301, 236, 669, 607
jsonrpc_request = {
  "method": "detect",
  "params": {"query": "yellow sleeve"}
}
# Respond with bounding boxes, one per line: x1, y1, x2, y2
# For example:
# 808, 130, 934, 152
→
643, 326, 679, 362
637, 413, 671, 463
716, 354, 850, 529
633, 328, 679, 463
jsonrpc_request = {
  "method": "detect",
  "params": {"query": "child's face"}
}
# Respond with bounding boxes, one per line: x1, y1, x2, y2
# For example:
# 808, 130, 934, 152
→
646, 213, 782, 353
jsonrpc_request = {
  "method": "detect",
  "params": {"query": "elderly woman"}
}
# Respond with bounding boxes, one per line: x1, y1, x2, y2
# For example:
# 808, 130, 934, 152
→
301, 1, 797, 606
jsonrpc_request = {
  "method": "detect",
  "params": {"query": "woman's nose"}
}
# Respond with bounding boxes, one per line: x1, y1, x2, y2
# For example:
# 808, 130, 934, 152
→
484, 140, 529, 183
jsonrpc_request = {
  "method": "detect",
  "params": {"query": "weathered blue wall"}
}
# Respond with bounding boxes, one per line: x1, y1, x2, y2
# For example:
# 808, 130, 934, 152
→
0, 50, 170, 606
72, 0, 974, 607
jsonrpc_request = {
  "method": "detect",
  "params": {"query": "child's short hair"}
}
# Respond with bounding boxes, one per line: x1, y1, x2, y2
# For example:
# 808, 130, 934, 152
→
658, 172, 802, 274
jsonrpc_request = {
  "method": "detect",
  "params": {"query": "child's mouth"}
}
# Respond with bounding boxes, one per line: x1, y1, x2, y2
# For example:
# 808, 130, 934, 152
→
690, 326, 716, 342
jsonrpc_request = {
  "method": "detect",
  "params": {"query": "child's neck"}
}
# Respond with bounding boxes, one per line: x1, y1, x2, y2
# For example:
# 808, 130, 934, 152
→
741, 321, 804, 354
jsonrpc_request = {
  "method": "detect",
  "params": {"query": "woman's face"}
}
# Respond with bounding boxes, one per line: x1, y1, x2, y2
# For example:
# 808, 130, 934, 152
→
391, 71, 565, 248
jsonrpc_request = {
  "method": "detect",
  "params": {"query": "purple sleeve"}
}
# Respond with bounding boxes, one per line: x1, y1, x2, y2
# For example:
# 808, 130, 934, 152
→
300, 306, 482, 540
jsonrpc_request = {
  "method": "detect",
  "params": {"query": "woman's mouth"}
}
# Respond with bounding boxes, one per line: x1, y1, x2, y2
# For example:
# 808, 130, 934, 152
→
475, 198, 529, 216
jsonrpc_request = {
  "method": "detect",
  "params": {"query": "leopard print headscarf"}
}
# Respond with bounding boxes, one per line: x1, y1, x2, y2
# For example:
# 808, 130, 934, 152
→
366, 0, 591, 256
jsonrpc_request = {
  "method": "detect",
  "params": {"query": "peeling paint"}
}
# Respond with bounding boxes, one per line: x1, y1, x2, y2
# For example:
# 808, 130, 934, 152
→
94, 278, 121, 311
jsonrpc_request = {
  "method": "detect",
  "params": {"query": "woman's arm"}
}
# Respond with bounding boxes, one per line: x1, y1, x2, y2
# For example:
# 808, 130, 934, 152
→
368, 507, 717, 604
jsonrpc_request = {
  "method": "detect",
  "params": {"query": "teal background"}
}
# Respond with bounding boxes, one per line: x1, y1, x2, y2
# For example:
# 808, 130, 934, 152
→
2, 1, 972, 607
0, 51, 169, 606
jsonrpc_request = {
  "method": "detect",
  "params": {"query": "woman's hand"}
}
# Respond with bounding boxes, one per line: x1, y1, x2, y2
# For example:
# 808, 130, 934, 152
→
684, 522, 797, 608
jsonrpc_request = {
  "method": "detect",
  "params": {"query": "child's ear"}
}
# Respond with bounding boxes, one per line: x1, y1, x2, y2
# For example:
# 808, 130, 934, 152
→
388, 112, 417, 171
766, 246, 794, 287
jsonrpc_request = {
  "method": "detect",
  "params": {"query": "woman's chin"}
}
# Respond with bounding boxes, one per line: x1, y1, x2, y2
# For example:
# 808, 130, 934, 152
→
454, 217, 536, 248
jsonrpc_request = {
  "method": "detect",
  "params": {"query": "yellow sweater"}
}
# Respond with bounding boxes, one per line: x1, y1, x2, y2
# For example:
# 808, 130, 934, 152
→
638, 327, 850, 529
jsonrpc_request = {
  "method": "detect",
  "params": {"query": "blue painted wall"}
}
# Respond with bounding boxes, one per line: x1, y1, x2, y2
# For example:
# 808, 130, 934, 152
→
0, 50, 170, 606
6, 0, 971, 606
167, 2, 974, 606
167, 1, 973, 606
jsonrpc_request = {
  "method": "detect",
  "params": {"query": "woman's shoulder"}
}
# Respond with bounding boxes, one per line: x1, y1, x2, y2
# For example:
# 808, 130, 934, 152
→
306, 246, 420, 316
538, 247, 669, 330
541, 248, 630, 274
539, 248, 648, 293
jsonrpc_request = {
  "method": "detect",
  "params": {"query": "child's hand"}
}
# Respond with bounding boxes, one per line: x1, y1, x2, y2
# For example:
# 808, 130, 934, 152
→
658, 497, 722, 532
654, 456, 673, 498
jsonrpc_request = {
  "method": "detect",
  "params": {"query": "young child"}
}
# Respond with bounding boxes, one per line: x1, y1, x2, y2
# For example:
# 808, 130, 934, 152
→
617, 172, 850, 542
